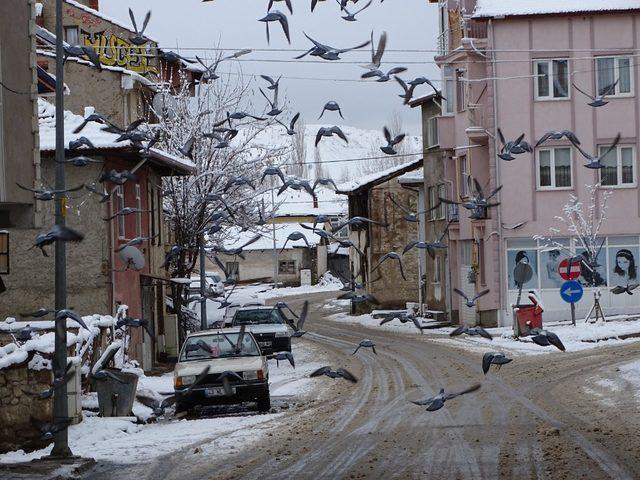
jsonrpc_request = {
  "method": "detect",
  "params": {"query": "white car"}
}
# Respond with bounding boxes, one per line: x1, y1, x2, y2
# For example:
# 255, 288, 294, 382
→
174, 328, 270, 412
189, 273, 224, 297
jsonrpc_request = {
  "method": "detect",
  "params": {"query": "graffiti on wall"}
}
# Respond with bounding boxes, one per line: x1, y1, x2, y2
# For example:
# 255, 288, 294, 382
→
82, 30, 157, 75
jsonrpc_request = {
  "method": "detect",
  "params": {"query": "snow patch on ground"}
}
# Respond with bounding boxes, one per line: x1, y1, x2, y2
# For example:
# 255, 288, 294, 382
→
326, 306, 640, 356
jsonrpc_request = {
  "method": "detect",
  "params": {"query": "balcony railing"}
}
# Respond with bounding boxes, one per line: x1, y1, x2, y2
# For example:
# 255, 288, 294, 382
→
466, 103, 488, 142
447, 204, 459, 223
437, 15, 487, 57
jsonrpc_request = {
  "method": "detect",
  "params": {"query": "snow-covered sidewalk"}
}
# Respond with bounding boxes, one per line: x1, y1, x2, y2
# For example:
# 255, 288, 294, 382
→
324, 298, 640, 356
0, 341, 326, 465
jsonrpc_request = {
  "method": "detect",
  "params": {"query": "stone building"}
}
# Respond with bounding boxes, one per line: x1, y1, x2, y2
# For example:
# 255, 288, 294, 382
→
337, 159, 425, 312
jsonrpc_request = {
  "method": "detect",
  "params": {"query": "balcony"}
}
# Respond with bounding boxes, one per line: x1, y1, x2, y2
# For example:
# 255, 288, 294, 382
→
465, 103, 488, 143
447, 204, 459, 223
436, 15, 488, 57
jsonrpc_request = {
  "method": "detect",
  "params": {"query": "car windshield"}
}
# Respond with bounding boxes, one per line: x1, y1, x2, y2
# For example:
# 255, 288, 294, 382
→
208, 275, 221, 283
180, 332, 261, 361
233, 309, 283, 325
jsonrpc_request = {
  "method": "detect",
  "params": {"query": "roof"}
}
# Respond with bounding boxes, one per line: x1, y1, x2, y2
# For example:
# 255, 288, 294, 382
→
409, 92, 440, 108
37, 66, 57, 96
63, 0, 159, 44
336, 158, 424, 195
37, 98, 195, 174
267, 185, 347, 218
473, 0, 640, 18
221, 223, 325, 251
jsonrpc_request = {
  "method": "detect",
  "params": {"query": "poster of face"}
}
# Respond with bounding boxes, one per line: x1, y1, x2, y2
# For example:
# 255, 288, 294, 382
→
608, 247, 639, 287
507, 249, 538, 290
540, 249, 566, 289
577, 249, 607, 287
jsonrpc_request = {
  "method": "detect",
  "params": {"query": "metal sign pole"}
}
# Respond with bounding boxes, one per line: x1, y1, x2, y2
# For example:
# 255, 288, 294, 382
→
199, 234, 207, 330
570, 301, 576, 327
51, 0, 72, 458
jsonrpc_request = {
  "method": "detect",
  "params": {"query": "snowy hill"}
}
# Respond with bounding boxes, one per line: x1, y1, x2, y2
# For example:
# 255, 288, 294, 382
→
249, 124, 422, 184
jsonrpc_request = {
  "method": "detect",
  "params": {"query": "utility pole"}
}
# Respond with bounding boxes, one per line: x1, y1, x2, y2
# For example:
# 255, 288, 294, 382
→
50, 0, 72, 458
199, 233, 207, 330
270, 182, 278, 289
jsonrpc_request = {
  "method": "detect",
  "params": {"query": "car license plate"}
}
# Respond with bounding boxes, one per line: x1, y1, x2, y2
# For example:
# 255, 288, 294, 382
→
259, 341, 272, 347
204, 387, 233, 397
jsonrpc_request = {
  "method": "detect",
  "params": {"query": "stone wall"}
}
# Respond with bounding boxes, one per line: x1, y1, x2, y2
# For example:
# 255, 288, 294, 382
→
0, 361, 53, 454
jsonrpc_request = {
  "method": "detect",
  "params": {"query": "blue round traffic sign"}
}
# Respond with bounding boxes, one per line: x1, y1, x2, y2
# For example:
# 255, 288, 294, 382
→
560, 280, 583, 303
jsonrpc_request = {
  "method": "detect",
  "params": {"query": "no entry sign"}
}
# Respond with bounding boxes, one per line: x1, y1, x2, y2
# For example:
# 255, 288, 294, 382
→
558, 258, 581, 281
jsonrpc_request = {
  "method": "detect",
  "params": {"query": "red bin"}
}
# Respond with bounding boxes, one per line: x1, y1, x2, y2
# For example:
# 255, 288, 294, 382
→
515, 292, 543, 336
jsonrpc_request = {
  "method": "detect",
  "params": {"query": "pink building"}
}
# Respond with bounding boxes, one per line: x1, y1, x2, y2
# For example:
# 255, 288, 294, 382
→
429, 0, 640, 325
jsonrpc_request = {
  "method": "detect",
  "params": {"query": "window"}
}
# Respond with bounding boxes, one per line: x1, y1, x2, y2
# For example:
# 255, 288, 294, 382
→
427, 116, 439, 148
456, 69, 467, 112
135, 184, 142, 237
537, 147, 572, 189
596, 56, 633, 97
0, 231, 8, 274
278, 260, 296, 275
115, 186, 125, 239
428, 186, 437, 221
459, 155, 469, 197
226, 262, 239, 280
330, 217, 349, 239
433, 255, 441, 283
442, 66, 454, 114
478, 239, 486, 285
599, 144, 635, 187
64, 26, 79, 45
437, 184, 447, 220
534, 59, 569, 99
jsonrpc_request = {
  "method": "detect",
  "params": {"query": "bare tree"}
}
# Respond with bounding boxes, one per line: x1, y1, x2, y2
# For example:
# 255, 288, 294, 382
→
289, 116, 307, 178
147, 65, 288, 340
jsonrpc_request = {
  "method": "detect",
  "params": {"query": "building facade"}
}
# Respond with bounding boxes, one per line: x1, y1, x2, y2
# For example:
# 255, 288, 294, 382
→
430, 0, 640, 325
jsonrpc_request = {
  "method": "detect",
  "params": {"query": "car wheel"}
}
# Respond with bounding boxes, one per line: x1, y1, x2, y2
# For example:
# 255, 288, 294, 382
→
256, 390, 271, 412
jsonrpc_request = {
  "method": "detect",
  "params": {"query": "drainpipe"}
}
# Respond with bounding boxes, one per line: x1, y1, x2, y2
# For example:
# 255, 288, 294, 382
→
442, 154, 455, 322
488, 18, 505, 325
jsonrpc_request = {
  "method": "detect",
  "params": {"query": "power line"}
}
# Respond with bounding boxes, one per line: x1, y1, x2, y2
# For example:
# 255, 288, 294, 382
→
0, 79, 32, 95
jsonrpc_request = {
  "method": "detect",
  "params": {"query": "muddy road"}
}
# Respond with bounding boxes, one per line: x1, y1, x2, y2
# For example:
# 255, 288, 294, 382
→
86, 293, 640, 480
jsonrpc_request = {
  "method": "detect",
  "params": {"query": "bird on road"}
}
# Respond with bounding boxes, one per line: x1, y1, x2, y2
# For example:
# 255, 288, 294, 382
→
380, 127, 406, 155
450, 324, 493, 340
318, 101, 344, 119
453, 287, 491, 308
482, 352, 512, 374
259, 10, 291, 44
529, 328, 566, 351
411, 384, 481, 412
310, 366, 358, 383
31, 418, 72, 441
573, 79, 619, 107
353, 339, 376, 355
338, 291, 380, 305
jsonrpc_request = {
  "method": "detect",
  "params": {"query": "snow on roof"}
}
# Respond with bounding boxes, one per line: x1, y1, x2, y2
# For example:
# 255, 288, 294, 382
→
64, 0, 159, 44
222, 223, 325, 251
266, 185, 346, 218
37, 98, 195, 172
337, 158, 423, 194
38, 98, 131, 151
398, 168, 424, 184
473, 0, 640, 18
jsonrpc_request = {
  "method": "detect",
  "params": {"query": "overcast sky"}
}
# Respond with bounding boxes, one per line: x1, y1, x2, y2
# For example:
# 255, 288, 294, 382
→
101, 0, 439, 135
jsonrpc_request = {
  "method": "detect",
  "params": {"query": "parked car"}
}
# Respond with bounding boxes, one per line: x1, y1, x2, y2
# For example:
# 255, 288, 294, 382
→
174, 328, 270, 412
229, 306, 292, 355
189, 273, 224, 297
222, 300, 266, 327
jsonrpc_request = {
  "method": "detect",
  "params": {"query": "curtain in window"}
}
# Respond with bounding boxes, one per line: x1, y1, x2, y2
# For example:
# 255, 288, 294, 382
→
539, 150, 551, 186
599, 145, 618, 185
537, 62, 549, 97
621, 147, 634, 184
553, 60, 568, 97
554, 148, 571, 187
619, 58, 631, 93
597, 57, 616, 96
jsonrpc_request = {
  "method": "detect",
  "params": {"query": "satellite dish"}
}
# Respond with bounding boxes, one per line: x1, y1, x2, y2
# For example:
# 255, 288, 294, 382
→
151, 92, 177, 121
118, 246, 145, 271
514, 262, 533, 287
